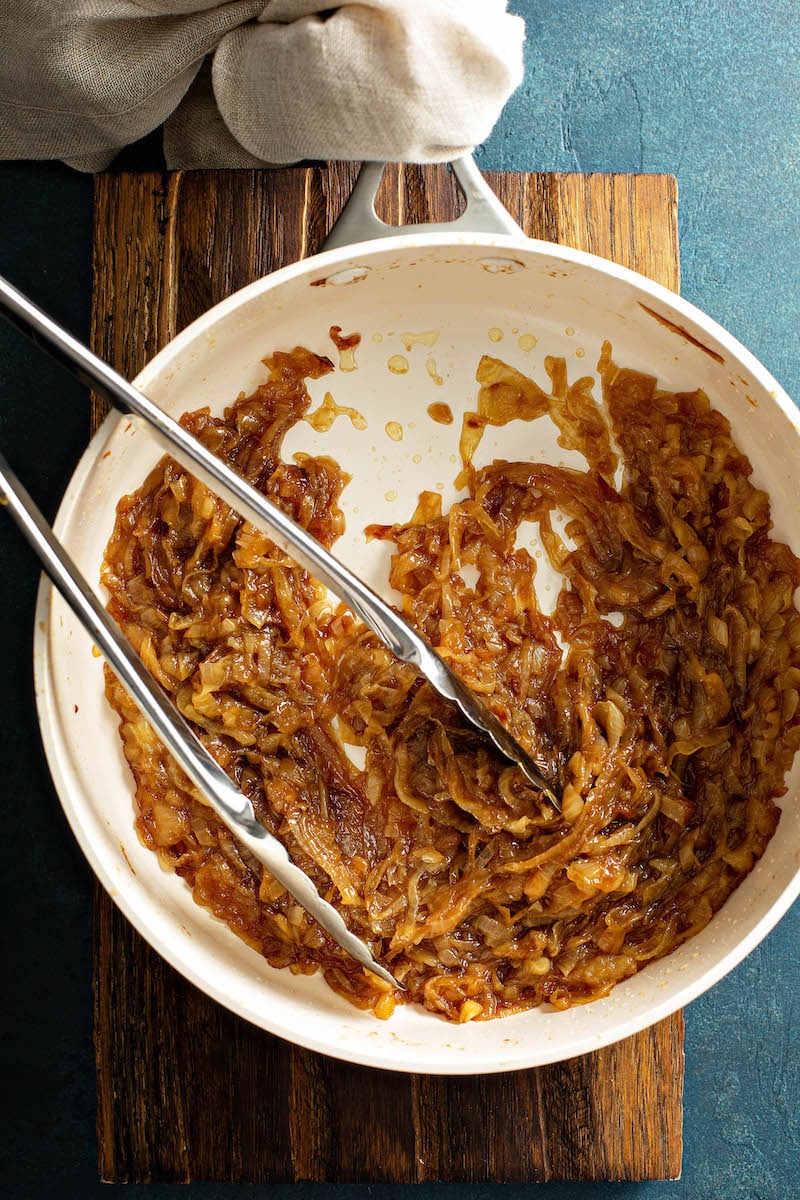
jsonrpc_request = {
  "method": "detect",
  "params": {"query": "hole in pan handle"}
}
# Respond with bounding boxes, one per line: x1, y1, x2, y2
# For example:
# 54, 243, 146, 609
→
322, 155, 524, 251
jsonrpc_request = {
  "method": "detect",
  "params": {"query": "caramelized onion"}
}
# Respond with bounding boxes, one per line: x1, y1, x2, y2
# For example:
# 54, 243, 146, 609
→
101, 341, 800, 1021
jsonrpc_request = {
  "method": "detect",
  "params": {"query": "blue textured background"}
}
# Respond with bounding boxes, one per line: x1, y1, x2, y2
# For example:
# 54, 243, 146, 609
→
0, 1, 797, 1196
483, 0, 800, 410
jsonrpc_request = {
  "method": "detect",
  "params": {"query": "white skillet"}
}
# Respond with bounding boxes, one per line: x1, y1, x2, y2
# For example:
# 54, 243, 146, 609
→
34, 160, 800, 1073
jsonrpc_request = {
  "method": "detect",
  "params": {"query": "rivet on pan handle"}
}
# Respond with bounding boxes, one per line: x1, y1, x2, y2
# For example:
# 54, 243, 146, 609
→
322, 155, 524, 251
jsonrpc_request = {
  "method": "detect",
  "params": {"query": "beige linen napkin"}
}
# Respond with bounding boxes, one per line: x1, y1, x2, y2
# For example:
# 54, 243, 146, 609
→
0, 0, 525, 170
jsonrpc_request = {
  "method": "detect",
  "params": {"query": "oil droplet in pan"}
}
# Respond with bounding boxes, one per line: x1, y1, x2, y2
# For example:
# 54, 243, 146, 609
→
385, 421, 403, 442
401, 330, 439, 351
427, 402, 453, 425
425, 356, 443, 386
518, 333, 537, 352
387, 354, 409, 374
488, 327, 504, 342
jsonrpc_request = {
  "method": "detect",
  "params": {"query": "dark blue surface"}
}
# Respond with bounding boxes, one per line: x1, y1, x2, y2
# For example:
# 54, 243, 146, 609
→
0, 1, 797, 1195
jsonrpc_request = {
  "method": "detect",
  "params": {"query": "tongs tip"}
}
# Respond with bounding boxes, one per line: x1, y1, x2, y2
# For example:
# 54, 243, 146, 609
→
518, 756, 561, 812
367, 959, 404, 990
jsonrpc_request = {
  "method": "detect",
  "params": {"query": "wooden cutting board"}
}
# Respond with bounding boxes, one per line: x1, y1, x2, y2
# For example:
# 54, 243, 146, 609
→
90, 164, 683, 1184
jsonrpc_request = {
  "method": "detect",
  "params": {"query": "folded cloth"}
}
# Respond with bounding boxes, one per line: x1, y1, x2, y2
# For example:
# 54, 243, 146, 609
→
0, 0, 525, 171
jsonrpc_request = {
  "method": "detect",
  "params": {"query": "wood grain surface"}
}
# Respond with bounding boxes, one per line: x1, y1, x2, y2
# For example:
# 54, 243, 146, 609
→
91, 164, 683, 1184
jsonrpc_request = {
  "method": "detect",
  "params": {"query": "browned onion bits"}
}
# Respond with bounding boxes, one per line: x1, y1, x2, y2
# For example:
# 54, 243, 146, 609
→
102, 341, 800, 1021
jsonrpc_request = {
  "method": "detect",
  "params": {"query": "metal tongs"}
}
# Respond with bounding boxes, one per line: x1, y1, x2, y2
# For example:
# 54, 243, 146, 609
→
0, 273, 559, 986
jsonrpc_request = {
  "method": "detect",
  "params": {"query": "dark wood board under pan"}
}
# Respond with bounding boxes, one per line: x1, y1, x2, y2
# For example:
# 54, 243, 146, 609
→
90, 163, 683, 1183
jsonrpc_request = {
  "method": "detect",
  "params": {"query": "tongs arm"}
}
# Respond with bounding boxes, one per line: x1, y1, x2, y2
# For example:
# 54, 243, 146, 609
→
0, 273, 559, 806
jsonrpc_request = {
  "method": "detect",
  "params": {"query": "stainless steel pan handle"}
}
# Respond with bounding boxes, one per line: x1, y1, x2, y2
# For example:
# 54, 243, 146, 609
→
322, 155, 523, 250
